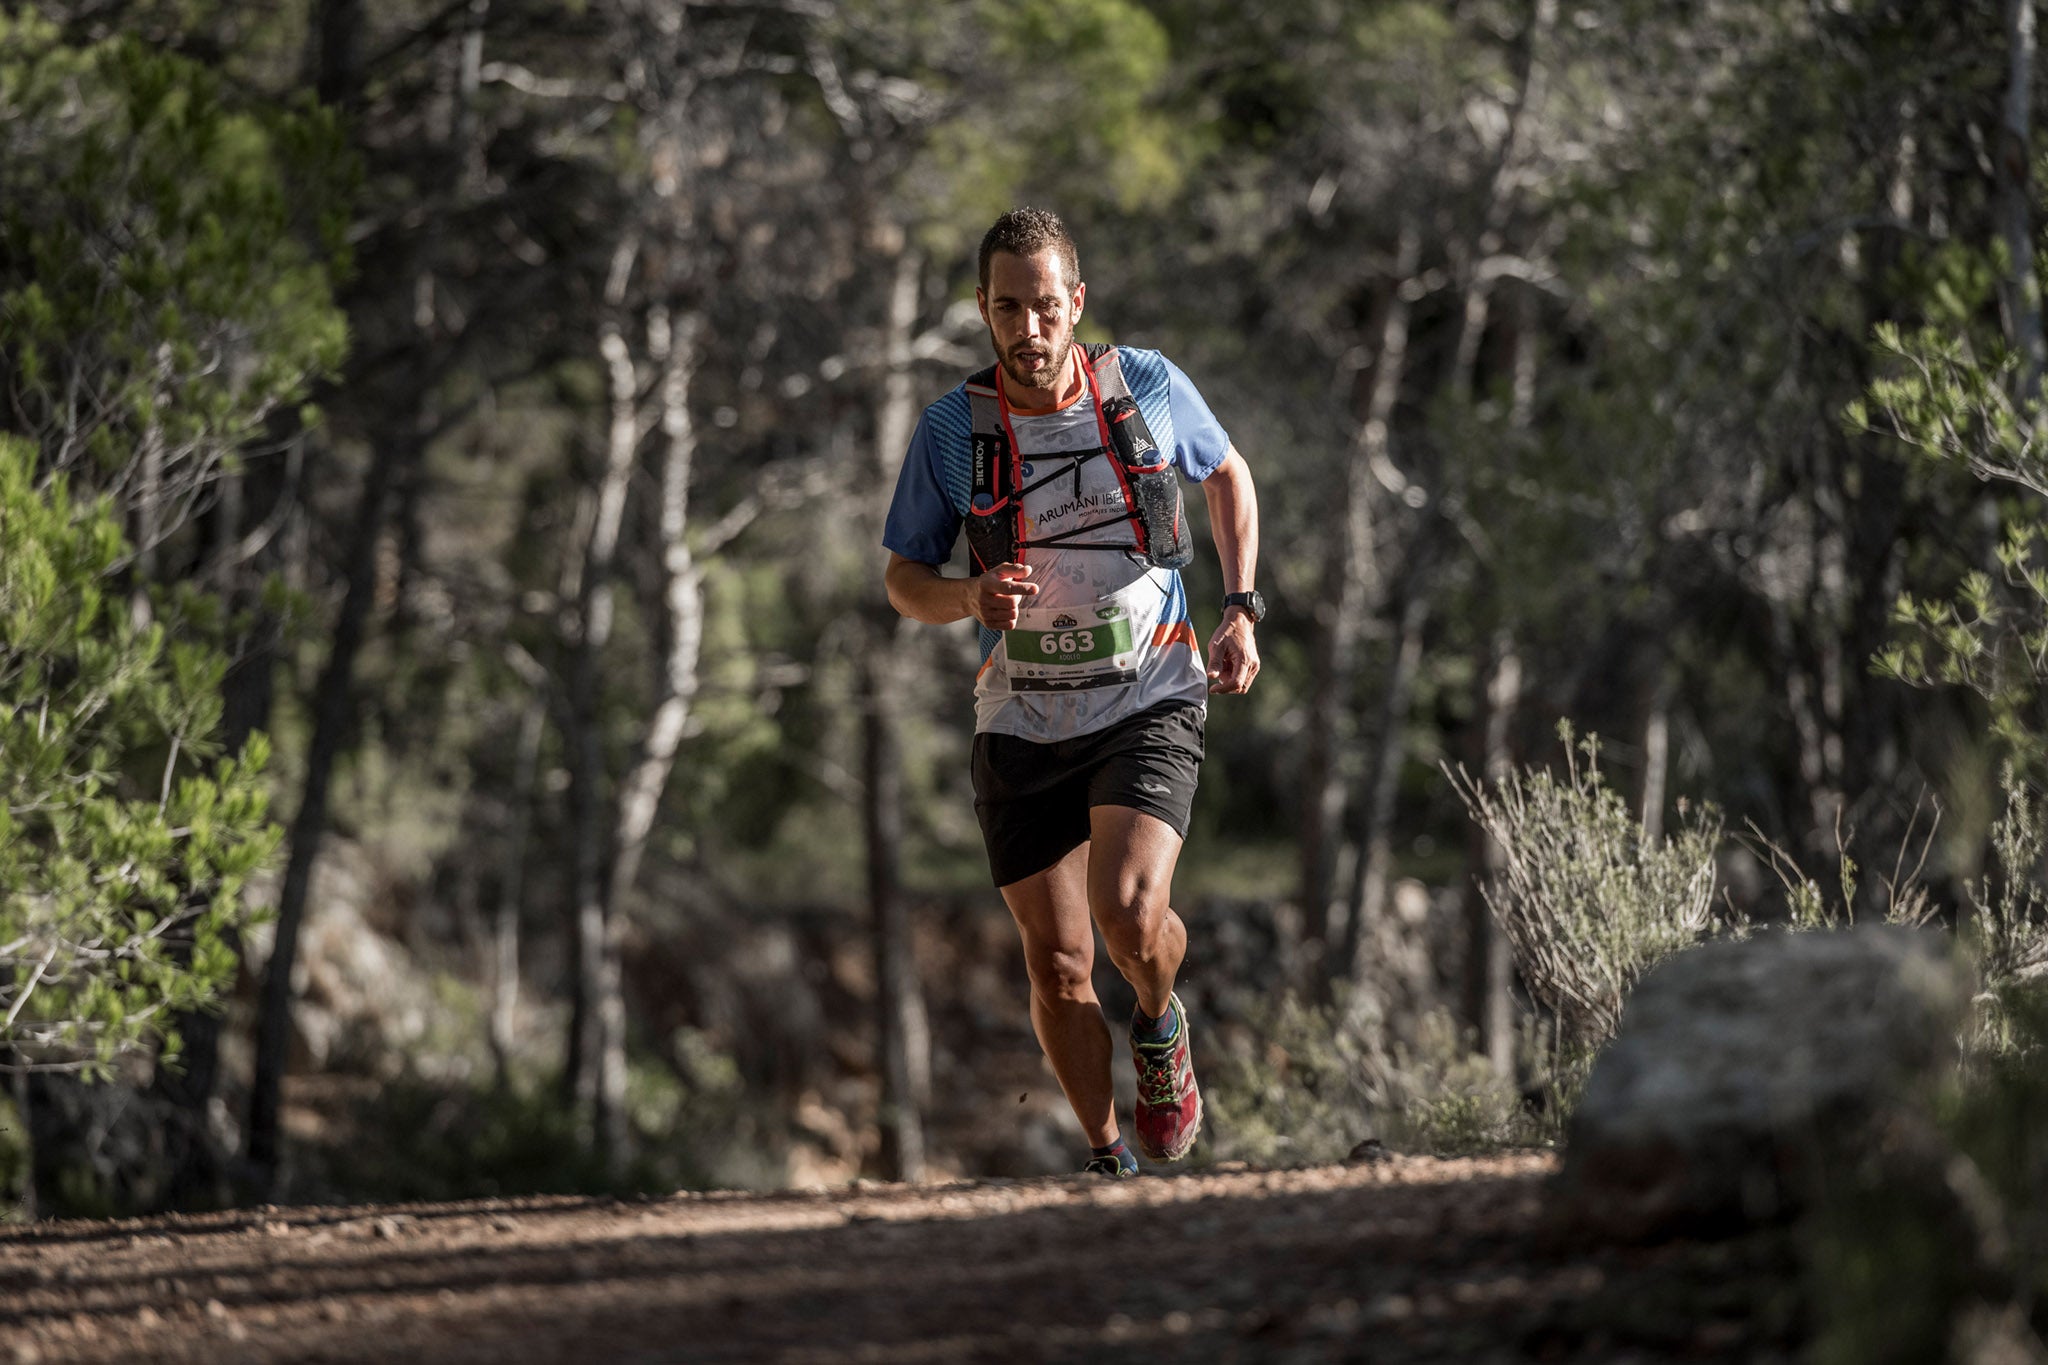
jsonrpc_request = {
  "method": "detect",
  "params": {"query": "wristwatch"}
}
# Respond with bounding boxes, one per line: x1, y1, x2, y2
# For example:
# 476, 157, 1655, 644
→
1222, 590, 1267, 623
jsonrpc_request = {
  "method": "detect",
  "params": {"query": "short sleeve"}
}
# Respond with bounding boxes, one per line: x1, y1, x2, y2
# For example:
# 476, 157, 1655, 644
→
1163, 356, 1231, 482
882, 403, 964, 566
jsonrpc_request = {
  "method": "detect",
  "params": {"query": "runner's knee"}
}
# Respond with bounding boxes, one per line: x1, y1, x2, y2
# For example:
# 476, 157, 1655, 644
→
1098, 905, 1170, 968
1094, 873, 1167, 946
1025, 941, 1095, 1001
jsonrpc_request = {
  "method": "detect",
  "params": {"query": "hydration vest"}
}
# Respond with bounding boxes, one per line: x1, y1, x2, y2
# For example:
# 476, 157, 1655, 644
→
962, 344, 1194, 574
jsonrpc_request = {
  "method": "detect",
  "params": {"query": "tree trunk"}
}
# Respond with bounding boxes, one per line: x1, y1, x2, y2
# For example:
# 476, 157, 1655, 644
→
304, 0, 364, 109
1836, 107, 1921, 859
866, 247, 930, 1181
489, 700, 543, 1087
578, 301, 710, 1176
2000, 0, 2045, 404
247, 428, 406, 1191
147, 427, 296, 1211
1639, 663, 1672, 847
1297, 221, 1421, 962
1779, 424, 1849, 856
456, 0, 491, 196
562, 234, 642, 1169
250, 0, 449, 1189
608, 305, 705, 906
1338, 582, 1429, 995
7, 1066, 32, 1220
1462, 629, 1520, 1078
1294, 494, 1372, 946
1450, 0, 1557, 406
1458, 274, 1540, 1075
862, 645, 927, 1182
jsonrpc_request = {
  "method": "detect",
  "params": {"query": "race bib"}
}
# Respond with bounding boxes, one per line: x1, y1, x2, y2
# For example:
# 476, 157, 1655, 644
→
999, 588, 1144, 693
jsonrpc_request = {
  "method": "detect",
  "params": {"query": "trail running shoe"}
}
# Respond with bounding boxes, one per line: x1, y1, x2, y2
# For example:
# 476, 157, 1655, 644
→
1082, 1145, 1140, 1177
1132, 993, 1202, 1161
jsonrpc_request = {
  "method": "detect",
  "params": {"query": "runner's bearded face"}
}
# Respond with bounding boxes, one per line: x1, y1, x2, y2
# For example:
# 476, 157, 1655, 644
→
977, 248, 1085, 402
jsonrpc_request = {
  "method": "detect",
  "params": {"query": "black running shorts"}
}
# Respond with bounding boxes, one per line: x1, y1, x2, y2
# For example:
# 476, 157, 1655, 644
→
970, 700, 1205, 889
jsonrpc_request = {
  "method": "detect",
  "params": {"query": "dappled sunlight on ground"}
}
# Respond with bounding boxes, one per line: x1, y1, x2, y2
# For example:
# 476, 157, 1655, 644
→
0, 1152, 1803, 1363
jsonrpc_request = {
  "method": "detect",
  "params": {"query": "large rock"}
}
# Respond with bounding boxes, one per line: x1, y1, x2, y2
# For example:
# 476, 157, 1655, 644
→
1557, 924, 1972, 1237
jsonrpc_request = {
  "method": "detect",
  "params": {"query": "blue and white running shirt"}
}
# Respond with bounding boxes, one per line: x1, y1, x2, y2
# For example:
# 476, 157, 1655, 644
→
883, 347, 1232, 741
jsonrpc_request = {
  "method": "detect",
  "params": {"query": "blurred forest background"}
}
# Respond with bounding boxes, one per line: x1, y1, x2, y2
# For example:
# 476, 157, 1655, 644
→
4, 0, 2047, 1217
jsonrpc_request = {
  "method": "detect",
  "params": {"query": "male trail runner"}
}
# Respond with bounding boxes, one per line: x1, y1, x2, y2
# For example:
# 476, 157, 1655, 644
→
882, 208, 1262, 1175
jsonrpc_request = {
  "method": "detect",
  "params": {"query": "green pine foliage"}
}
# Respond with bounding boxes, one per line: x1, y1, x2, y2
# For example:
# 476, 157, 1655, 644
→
0, 14, 350, 496
1854, 284, 2048, 768
0, 436, 279, 1074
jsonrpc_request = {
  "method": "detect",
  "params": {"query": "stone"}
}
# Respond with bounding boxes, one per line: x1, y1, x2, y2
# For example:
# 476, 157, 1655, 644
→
1345, 1137, 1393, 1165
1556, 924, 1971, 1238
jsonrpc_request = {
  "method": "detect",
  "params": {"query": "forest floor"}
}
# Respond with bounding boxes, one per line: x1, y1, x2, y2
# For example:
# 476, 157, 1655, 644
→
0, 1151, 1808, 1364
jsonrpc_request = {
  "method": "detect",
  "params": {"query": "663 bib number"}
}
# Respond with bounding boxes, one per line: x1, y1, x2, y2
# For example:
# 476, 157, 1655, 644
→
999, 595, 1145, 693
1038, 628, 1098, 657
1007, 615, 1133, 667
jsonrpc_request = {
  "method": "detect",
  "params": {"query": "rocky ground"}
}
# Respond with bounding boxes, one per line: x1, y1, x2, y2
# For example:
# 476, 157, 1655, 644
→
0, 1152, 1806, 1364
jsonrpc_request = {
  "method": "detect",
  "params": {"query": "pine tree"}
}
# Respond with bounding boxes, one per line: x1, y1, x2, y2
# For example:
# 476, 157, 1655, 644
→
0, 436, 278, 1074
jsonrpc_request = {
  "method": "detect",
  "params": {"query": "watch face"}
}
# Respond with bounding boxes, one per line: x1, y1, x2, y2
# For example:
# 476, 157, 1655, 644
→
1227, 591, 1266, 622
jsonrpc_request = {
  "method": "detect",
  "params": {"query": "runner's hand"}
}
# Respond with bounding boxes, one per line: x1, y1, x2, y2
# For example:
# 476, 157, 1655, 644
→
1207, 612, 1259, 694
970, 562, 1037, 630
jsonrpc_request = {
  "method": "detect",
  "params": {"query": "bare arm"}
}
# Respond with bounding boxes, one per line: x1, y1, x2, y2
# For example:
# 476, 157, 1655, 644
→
885, 552, 1039, 630
1201, 446, 1261, 694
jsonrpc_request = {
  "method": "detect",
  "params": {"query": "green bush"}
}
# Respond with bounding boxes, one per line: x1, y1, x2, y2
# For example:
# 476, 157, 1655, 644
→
1380, 1011, 1566, 1157
1204, 995, 1560, 1165
0, 435, 278, 1073
1447, 723, 1724, 1056
1964, 769, 2048, 1023
1202, 988, 1393, 1165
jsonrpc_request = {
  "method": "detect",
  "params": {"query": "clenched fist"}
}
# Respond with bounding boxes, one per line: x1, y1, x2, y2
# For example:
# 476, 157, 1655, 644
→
969, 562, 1037, 630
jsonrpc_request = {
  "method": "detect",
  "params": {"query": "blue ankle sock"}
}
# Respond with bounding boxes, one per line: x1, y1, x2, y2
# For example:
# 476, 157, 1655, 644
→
1133, 1000, 1178, 1045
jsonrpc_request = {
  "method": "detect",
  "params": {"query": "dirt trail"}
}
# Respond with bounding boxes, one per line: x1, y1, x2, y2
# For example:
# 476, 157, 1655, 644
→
0, 1153, 1799, 1363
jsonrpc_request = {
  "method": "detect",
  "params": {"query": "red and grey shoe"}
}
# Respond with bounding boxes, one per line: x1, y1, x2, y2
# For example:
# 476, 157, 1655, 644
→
1132, 993, 1202, 1161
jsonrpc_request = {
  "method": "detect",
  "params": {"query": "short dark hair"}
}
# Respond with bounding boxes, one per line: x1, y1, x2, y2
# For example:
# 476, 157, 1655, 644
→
977, 207, 1080, 294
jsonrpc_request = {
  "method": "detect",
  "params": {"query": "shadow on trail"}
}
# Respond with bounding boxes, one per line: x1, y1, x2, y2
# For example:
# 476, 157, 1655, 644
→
0, 1164, 1804, 1363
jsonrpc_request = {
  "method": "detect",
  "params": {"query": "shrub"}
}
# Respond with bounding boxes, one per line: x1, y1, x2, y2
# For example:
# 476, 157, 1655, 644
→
1966, 769, 2048, 1009
1203, 994, 1558, 1165
1446, 723, 1723, 1056
0, 436, 278, 1074
1380, 1010, 1565, 1157
1740, 794, 1943, 932
1201, 988, 1396, 1166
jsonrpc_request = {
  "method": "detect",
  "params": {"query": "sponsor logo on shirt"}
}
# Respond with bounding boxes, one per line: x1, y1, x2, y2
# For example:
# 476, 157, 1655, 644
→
1034, 491, 1127, 530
